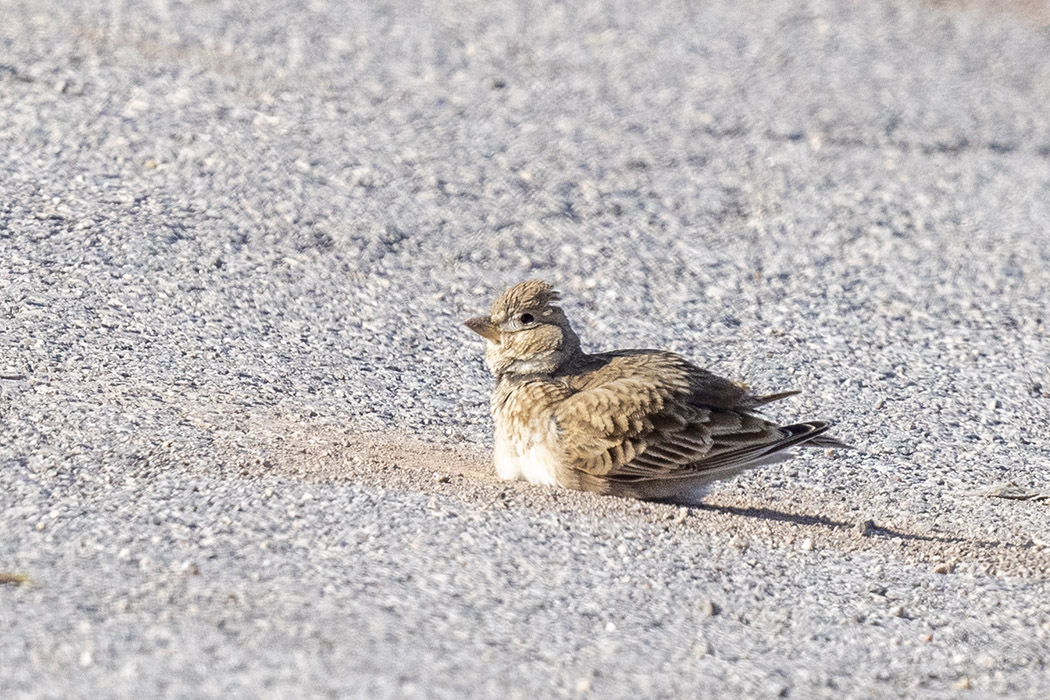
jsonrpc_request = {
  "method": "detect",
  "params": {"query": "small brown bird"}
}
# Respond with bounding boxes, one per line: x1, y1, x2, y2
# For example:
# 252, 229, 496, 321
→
464, 280, 849, 501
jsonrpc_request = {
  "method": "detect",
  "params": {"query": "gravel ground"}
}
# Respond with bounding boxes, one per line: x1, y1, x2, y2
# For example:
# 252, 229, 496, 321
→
3, 0, 1050, 697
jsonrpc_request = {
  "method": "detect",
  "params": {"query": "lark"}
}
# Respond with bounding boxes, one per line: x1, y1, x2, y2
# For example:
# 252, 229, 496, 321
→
464, 280, 849, 501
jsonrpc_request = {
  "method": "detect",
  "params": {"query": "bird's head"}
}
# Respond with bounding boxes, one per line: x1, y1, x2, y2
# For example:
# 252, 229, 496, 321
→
464, 280, 581, 379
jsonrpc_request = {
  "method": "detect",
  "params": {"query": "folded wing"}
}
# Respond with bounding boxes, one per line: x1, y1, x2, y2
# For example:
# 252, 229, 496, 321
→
554, 351, 827, 484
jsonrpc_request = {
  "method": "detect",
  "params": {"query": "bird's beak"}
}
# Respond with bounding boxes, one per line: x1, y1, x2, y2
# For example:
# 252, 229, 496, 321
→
464, 316, 501, 343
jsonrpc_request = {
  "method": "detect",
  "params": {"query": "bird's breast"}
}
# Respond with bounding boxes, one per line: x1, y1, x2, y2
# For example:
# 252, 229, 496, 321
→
490, 380, 566, 487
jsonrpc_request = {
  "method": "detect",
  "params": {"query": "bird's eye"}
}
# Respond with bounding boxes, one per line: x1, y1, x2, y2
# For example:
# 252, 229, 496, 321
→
519, 313, 534, 324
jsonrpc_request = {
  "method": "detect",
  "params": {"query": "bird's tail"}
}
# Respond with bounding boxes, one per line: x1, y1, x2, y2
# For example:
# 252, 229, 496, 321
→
744, 390, 801, 408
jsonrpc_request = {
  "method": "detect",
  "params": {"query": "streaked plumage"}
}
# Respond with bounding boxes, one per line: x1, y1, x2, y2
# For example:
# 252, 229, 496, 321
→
465, 280, 849, 501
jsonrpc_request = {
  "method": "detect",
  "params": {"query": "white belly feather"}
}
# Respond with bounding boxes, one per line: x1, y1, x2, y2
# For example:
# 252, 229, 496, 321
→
492, 417, 561, 487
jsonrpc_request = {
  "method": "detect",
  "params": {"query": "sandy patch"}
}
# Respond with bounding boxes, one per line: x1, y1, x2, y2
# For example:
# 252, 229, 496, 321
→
182, 406, 1049, 578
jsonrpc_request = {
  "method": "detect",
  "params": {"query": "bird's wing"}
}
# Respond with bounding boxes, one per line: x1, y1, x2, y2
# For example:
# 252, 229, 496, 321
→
553, 352, 815, 482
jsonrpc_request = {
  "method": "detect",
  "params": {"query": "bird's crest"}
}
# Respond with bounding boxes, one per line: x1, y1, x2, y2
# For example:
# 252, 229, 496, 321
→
490, 279, 560, 322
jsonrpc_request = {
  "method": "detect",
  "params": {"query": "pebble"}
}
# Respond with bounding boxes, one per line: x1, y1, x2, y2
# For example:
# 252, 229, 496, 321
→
854, 520, 876, 538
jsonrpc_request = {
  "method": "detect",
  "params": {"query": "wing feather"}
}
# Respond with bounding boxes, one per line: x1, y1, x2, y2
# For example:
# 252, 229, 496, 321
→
554, 351, 828, 485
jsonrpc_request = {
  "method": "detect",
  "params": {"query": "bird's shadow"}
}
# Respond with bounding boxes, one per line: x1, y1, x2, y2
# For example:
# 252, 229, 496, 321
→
696, 502, 850, 529
692, 502, 1010, 550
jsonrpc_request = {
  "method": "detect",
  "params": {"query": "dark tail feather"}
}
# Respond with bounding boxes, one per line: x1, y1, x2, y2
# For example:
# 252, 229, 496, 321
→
805, 434, 854, 450
684, 421, 830, 475
772, 421, 834, 449
746, 389, 801, 408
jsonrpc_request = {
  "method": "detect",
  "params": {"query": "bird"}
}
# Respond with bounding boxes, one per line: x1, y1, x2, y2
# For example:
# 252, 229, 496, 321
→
463, 279, 850, 501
